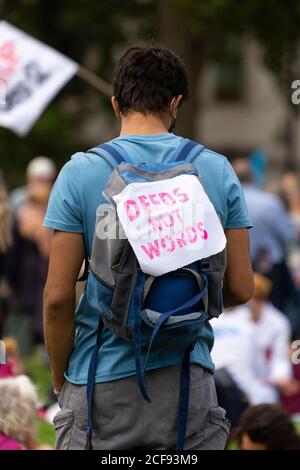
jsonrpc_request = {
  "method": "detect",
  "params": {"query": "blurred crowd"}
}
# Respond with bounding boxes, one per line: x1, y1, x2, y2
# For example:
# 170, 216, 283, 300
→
0, 154, 300, 450
0, 157, 55, 450
212, 157, 300, 449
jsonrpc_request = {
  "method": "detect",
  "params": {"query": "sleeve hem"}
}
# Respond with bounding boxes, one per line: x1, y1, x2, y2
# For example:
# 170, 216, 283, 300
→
225, 223, 253, 229
43, 219, 84, 233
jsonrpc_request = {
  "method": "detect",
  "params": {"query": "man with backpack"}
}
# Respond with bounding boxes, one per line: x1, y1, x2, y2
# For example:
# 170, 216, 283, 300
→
43, 46, 253, 450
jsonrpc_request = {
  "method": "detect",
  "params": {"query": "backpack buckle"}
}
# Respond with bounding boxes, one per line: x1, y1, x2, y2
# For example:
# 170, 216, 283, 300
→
200, 259, 210, 271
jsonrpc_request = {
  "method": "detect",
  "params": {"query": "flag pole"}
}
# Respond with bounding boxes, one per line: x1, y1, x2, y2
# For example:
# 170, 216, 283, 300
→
77, 65, 113, 97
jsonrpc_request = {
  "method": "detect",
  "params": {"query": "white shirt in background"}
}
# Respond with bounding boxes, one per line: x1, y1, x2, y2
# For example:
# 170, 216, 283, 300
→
211, 303, 291, 405
236, 302, 292, 383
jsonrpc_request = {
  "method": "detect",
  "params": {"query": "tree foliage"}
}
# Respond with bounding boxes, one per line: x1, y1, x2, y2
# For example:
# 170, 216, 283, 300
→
171, 0, 300, 80
1, 0, 300, 185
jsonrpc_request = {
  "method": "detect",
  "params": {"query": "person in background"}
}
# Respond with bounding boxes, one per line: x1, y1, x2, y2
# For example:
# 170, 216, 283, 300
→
281, 334, 300, 418
0, 375, 52, 450
0, 171, 11, 256
211, 304, 277, 415
210, 308, 253, 426
279, 171, 300, 336
237, 404, 300, 450
4, 157, 56, 355
211, 273, 297, 409
9, 157, 56, 216
0, 375, 38, 450
234, 273, 297, 401
242, 273, 298, 397
280, 171, 300, 223
0, 337, 24, 378
0, 171, 11, 337
232, 158, 296, 315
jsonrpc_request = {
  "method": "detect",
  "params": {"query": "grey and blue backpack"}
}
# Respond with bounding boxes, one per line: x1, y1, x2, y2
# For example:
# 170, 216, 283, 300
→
84, 139, 227, 450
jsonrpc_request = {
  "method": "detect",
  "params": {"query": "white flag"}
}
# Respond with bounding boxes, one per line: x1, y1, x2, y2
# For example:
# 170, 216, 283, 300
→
0, 21, 78, 136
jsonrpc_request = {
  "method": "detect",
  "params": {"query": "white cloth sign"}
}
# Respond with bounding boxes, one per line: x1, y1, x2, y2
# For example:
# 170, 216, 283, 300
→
0, 21, 78, 136
113, 174, 227, 276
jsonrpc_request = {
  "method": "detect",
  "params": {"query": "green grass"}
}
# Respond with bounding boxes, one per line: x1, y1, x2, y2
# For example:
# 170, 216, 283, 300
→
24, 349, 56, 447
24, 349, 52, 403
295, 421, 300, 434
37, 419, 56, 448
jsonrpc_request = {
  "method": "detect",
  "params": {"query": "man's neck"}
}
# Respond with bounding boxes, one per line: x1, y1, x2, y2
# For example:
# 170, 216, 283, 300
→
119, 112, 169, 136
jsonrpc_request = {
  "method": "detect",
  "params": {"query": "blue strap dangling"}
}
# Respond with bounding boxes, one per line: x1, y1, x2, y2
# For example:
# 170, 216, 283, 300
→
176, 343, 193, 450
142, 274, 208, 375
134, 272, 208, 407
132, 270, 207, 451
133, 270, 151, 403
85, 316, 103, 450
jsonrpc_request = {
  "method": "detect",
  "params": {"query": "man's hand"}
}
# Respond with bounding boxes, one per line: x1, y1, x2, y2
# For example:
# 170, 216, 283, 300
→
43, 230, 85, 391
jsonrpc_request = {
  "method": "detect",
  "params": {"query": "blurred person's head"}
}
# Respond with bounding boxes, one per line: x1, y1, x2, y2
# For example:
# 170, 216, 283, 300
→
0, 375, 38, 448
3, 337, 21, 359
26, 157, 56, 204
111, 46, 189, 132
0, 171, 11, 253
232, 158, 253, 184
1, 337, 24, 376
249, 273, 272, 322
279, 171, 300, 215
237, 404, 300, 450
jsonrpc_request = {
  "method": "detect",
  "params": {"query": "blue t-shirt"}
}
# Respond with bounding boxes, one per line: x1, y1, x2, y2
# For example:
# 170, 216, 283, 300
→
44, 133, 251, 384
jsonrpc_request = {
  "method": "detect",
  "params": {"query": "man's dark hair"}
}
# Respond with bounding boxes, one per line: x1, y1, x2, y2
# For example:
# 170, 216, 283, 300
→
236, 404, 300, 450
113, 46, 189, 115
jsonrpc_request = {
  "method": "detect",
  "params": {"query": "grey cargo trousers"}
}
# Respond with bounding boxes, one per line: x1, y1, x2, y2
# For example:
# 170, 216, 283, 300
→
54, 364, 230, 450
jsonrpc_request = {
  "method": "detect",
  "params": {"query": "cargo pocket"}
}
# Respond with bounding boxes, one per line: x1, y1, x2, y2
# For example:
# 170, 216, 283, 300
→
53, 409, 74, 450
202, 406, 231, 450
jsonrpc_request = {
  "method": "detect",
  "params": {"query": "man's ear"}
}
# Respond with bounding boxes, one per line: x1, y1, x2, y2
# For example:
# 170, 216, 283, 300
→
170, 94, 183, 117
175, 94, 183, 109
111, 96, 121, 118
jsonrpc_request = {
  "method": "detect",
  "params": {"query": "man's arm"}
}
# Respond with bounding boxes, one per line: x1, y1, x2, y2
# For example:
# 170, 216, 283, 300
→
223, 228, 254, 308
43, 230, 85, 392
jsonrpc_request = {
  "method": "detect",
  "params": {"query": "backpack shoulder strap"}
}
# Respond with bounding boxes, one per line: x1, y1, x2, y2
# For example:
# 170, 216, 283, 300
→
172, 138, 205, 163
87, 143, 128, 169
89, 139, 204, 168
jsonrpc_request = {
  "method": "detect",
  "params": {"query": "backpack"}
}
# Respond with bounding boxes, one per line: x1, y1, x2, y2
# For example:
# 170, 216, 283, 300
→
84, 138, 227, 450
